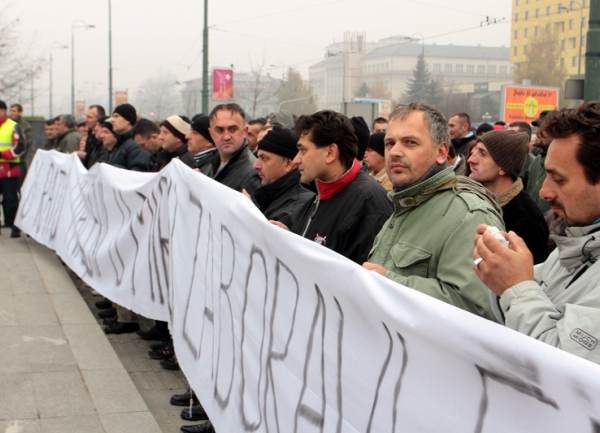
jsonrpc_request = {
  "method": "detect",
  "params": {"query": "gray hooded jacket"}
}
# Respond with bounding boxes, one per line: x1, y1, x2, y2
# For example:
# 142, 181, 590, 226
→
493, 221, 600, 365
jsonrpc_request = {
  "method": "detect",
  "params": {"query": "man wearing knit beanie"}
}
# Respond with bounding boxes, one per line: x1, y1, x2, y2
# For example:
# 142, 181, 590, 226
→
468, 130, 549, 264
249, 127, 315, 225
363, 132, 392, 192
186, 115, 216, 170
158, 115, 194, 168
112, 103, 137, 134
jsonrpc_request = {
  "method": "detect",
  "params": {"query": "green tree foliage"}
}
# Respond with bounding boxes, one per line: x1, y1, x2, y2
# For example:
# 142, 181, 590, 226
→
402, 52, 443, 108
276, 68, 318, 115
405, 51, 430, 103
513, 31, 567, 88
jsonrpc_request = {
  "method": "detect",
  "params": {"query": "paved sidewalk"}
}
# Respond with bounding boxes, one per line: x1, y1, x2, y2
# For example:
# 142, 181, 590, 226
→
0, 236, 199, 433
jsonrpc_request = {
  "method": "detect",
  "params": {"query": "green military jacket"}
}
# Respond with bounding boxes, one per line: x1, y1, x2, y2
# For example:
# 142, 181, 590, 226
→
368, 167, 504, 321
525, 151, 550, 214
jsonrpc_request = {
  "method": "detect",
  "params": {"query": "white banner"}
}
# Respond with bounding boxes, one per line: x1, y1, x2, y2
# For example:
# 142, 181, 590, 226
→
17, 150, 600, 433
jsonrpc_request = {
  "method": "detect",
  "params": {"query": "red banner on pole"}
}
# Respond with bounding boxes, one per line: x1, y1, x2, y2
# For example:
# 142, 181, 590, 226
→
212, 68, 234, 100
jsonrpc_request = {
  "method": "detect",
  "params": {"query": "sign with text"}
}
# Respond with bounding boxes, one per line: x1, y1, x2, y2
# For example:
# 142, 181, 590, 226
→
16, 151, 600, 433
501, 85, 559, 123
212, 68, 234, 100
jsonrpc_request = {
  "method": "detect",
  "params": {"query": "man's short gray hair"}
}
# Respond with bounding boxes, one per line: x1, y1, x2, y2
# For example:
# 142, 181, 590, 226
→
60, 114, 77, 129
389, 102, 450, 146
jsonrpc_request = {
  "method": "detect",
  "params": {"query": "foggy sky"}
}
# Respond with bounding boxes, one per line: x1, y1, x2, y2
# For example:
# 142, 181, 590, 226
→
7, 0, 512, 117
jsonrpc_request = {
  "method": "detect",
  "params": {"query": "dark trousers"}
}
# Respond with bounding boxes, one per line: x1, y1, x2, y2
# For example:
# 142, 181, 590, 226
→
0, 177, 20, 228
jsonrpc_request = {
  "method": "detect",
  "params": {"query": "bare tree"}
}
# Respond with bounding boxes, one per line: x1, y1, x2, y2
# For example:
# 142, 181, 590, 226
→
131, 70, 181, 120
237, 56, 279, 118
0, 5, 45, 105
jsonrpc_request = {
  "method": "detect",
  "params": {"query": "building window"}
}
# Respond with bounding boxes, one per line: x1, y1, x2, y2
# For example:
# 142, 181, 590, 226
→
547, 6, 551, 15
535, 25, 539, 35
571, 37, 577, 48
570, 1, 575, 9
467, 64, 475, 74
561, 58, 565, 68
500, 65, 507, 74
489, 65, 497, 74
524, 45, 529, 54
558, 3, 563, 12
583, 17, 587, 28
525, 11, 529, 20
478, 65, 486, 74
516, 0, 519, 5
456, 64, 464, 73
514, 46, 518, 56
573, 56, 577, 67
433, 63, 441, 72
525, 28, 529, 37
515, 13, 519, 22
536, 8, 540, 18
444, 64, 452, 73
514, 29, 518, 39
570, 19, 574, 30
582, 35, 586, 47
584, 0, 589, 6
561, 39, 566, 50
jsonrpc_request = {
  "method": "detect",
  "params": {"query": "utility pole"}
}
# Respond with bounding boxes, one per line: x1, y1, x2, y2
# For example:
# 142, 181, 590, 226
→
584, 0, 600, 100
201, 0, 209, 114
108, 0, 113, 112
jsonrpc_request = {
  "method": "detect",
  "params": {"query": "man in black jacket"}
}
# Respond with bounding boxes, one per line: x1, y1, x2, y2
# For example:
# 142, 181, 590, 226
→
199, 103, 261, 194
275, 110, 393, 265
250, 127, 314, 226
468, 129, 549, 264
186, 115, 217, 169
448, 112, 477, 158
108, 104, 150, 172
80, 105, 109, 169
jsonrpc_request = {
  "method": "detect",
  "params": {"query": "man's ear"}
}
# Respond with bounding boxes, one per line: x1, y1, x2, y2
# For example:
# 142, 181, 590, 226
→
325, 143, 339, 165
436, 142, 449, 164
244, 124, 249, 138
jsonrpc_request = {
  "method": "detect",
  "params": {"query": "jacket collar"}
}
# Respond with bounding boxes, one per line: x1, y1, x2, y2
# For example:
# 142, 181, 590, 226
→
212, 140, 249, 169
389, 167, 456, 209
497, 178, 523, 207
253, 169, 301, 210
316, 159, 360, 200
555, 221, 600, 271
168, 143, 189, 158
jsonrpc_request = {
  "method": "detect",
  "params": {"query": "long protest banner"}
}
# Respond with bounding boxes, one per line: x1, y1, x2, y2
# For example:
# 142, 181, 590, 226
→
16, 150, 600, 433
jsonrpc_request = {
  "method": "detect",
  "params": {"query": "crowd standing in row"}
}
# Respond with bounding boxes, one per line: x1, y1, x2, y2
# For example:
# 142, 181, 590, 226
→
1, 97, 600, 432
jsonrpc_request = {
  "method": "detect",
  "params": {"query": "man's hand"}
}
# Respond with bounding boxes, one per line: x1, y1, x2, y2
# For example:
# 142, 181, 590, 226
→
241, 188, 252, 201
362, 262, 387, 276
473, 224, 535, 296
75, 150, 86, 161
269, 220, 289, 230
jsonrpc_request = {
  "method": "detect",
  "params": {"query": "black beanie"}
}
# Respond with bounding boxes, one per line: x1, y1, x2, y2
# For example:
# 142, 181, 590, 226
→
102, 118, 115, 135
0, 100, 6, 110
190, 115, 214, 144
257, 126, 298, 160
350, 116, 370, 160
113, 103, 137, 126
367, 132, 386, 157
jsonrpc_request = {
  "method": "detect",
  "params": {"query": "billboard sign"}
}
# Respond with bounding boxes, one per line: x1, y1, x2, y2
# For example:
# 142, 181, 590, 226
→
500, 85, 559, 123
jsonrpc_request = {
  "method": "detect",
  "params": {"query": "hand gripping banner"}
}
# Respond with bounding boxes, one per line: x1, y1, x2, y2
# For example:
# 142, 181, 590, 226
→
16, 150, 600, 433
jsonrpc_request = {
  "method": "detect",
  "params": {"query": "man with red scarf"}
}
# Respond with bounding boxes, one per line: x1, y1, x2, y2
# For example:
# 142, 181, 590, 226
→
0, 100, 25, 238
276, 110, 393, 264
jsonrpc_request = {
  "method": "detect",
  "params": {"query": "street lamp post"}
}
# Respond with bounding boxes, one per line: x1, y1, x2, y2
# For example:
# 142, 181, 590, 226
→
49, 42, 68, 118
71, 20, 95, 115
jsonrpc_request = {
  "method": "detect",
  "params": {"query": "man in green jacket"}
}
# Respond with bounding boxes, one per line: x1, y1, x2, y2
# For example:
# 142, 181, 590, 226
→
363, 102, 504, 321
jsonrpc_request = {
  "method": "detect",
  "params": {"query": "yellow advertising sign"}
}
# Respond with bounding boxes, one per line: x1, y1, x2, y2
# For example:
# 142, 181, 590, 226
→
502, 85, 559, 123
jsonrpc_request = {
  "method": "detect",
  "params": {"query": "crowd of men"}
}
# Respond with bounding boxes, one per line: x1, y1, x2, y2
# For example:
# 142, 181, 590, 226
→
1, 97, 600, 432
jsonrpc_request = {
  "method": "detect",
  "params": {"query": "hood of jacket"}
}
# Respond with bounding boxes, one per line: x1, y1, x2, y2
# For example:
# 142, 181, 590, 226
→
554, 221, 600, 271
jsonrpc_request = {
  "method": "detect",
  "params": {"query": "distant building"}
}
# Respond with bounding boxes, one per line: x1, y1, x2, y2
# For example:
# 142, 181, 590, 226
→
180, 72, 281, 119
309, 36, 513, 112
511, 0, 588, 77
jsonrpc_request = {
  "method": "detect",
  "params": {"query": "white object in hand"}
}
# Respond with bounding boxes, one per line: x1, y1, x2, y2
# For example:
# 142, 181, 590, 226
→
486, 226, 509, 247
